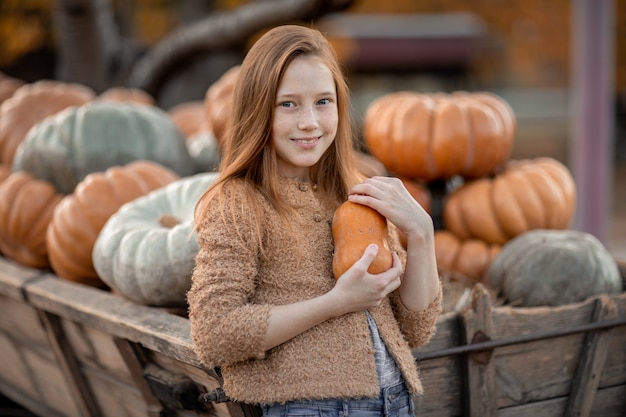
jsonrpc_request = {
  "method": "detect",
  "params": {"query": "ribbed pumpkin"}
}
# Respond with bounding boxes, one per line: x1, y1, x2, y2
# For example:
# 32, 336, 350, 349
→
434, 230, 500, 284
168, 101, 208, 138
0, 164, 10, 183
204, 65, 240, 144
93, 172, 219, 306
97, 87, 155, 106
0, 171, 63, 268
443, 157, 576, 245
488, 229, 622, 307
0, 73, 25, 105
0, 80, 95, 166
362, 91, 515, 181
13, 101, 195, 194
46, 161, 180, 287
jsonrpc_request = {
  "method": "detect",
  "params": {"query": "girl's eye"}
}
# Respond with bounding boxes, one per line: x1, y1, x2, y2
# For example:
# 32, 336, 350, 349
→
280, 101, 294, 108
317, 98, 331, 105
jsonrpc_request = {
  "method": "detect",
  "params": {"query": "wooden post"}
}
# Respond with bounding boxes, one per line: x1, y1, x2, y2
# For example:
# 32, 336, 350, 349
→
563, 296, 618, 416
460, 284, 496, 417
38, 311, 103, 417
570, 0, 615, 242
114, 338, 165, 417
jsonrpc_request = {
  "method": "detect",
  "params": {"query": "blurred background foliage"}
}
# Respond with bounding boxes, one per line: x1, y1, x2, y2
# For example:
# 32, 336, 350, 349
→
1, 0, 623, 90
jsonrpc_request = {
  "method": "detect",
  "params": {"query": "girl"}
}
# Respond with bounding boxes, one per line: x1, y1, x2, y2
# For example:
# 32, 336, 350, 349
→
188, 24, 441, 417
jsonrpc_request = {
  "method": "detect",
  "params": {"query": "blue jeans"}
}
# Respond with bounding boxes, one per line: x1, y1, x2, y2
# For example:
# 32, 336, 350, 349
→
261, 382, 415, 417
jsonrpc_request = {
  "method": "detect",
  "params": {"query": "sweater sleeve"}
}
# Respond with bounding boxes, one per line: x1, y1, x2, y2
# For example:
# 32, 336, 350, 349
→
187, 183, 272, 367
390, 287, 442, 349
387, 223, 442, 349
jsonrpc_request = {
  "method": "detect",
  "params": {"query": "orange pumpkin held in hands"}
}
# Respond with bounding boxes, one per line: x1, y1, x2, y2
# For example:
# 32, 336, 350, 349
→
332, 201, 393, 279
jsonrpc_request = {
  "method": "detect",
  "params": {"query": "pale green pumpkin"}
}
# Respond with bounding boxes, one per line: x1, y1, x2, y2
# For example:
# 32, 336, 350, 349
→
92, 172, 219, 306
13, 101, 195, 194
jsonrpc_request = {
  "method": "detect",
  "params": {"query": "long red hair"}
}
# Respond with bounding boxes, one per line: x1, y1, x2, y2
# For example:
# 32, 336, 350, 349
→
194, 24, 362, 248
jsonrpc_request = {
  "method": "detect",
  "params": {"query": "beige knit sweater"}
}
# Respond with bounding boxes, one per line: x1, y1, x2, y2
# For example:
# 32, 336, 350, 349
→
188, 177, 441, 405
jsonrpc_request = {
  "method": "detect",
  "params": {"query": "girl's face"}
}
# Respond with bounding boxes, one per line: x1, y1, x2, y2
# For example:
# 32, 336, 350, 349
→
272, 55, 338, 180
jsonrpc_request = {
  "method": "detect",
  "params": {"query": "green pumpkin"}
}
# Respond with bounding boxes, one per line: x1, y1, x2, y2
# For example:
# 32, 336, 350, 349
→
488, 229, 622, 307
92, 172, 218, 306
13, 101, 195, 194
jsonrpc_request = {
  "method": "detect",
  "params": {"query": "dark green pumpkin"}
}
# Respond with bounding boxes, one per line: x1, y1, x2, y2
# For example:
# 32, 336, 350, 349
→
488, 229, 621, 307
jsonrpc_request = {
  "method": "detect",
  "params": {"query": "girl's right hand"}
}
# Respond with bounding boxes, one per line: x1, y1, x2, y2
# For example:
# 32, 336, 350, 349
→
331, 243, 403, 315
263, 243, 403, 351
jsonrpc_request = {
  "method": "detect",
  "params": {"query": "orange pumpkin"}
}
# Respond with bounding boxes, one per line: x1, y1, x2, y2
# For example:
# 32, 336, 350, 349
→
0, 171, 63, 268
0, 73, 25, 105
97, 87, 155, 106
332, 201, 393, 279
0, 164, 11, 183
168, 101, 208, 138
362, 91, 515, 181
443, 157, 576, 245
46, 160, 179, 287
434, 230, 500, 284
204, 65, 240, 144
0, 80, 95, 166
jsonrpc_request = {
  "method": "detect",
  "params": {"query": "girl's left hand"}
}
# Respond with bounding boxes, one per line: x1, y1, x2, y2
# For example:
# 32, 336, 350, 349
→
347, 176, 433, 240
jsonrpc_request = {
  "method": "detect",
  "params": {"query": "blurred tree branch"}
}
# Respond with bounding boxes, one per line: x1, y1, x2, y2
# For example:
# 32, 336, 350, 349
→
126, 0, 355, 96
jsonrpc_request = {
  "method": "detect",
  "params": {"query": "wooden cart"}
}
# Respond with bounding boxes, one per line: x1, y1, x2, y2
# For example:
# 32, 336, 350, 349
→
0, 255, 624, 417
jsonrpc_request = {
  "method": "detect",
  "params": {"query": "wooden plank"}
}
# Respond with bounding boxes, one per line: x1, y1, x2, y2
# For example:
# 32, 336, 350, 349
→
461, 284, 496, 416
38, 310, 103, 417
22, 272, 197, 365
413, 356, 464, 416
414, 310, 463, 353
489, 293, 626, 407
496, 384, 626, 417
0, 379, 67, 417
0, 294, 50, 347
62, 319, 135, 381
1, 254, 624, 417
564, 296, 618, 416
79, 365, 152, 417
0, 256, 45, 300
113, 338, 166, 417
411, 291, 626, 415
0, 289, 83, 417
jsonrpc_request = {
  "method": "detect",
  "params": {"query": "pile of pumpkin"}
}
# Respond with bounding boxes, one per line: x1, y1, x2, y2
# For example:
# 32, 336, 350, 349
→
0, 70, 236, 307
362, 90, 623, 309
0, 68, 622, 312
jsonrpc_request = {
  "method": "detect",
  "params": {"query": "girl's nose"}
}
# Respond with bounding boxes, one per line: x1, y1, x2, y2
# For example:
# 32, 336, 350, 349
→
298, 106, 319, 130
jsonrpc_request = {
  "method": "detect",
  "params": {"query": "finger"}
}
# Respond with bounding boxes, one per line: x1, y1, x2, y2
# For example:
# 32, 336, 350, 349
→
358, 243, 380, 270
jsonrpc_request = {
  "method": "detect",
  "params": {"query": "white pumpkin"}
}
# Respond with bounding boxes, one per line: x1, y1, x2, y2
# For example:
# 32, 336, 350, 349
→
92, 172, 218, 306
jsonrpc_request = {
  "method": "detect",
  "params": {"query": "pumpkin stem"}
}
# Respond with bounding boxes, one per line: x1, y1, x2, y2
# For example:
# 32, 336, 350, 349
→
159, 213, 180, 228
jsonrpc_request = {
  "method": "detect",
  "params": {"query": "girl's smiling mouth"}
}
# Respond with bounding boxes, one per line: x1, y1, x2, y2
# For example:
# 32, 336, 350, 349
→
292, 137, 321, 148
